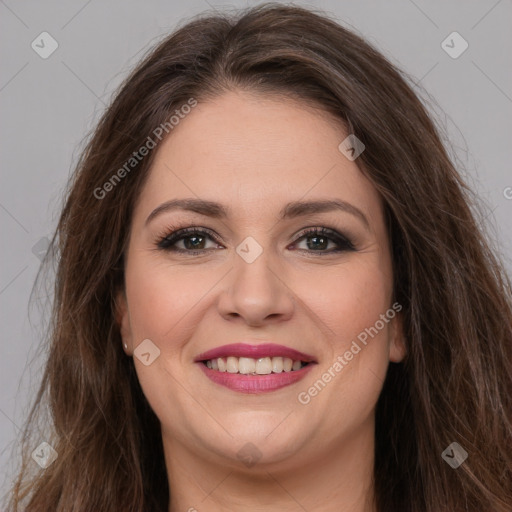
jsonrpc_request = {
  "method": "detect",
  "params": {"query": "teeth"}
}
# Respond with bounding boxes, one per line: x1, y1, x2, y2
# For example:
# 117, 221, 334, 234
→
272, 356, 283, 373
204, 356, 307, 374
255, 357, 272, 374
226, 356, 238, 373
292, 360, 302, 371
238, 357, 256, 374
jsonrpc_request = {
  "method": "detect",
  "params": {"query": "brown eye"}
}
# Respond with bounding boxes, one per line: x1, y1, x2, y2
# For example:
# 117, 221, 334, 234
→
157, 227, 222, 253
292, 227, 355, 253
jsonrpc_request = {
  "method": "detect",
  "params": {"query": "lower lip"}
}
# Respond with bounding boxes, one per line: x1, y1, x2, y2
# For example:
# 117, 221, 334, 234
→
197, 363, 315, 394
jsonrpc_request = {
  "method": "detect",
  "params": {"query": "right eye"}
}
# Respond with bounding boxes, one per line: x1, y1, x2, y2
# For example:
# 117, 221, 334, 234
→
157, 227, 224, 255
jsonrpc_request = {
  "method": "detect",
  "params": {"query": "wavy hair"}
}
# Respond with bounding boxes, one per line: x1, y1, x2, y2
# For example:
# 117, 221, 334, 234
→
7, 3, 512, 511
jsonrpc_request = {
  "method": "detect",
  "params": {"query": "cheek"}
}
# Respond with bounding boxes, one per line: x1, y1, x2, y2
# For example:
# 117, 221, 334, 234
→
297, 257, 392, 349
124, 256, 222, 345
124, 257, 215, 427
294, 256, 393, 413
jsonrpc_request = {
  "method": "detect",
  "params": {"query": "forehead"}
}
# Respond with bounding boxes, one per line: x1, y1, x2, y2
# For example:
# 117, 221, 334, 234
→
135, 90, 383, 224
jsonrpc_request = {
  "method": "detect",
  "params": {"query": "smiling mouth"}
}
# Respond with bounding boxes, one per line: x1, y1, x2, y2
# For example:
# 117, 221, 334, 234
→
202, 356, 311, 375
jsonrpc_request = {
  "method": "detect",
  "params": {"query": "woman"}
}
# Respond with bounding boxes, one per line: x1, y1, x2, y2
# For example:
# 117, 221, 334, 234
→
8, 3, 512, 511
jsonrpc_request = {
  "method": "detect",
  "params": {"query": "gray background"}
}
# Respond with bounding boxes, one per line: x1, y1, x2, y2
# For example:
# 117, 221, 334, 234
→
1, 0, 511, 500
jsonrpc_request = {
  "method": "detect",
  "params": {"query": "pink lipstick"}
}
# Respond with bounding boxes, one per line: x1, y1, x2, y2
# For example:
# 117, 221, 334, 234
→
195, 343, 317, 394
195, 343, 317, 363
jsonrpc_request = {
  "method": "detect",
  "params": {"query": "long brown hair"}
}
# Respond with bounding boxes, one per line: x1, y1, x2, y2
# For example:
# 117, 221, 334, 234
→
7, 4, 512, 511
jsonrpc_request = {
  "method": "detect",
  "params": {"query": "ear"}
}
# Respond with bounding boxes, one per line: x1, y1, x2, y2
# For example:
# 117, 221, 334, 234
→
389, 310, 406, 363
115, 289, 132, 354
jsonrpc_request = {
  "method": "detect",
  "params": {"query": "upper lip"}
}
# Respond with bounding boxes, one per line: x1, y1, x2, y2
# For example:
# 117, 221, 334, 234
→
194, 343, 317, 363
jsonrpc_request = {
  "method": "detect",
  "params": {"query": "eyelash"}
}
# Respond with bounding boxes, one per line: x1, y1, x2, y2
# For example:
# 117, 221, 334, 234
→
155, 225, 356, 256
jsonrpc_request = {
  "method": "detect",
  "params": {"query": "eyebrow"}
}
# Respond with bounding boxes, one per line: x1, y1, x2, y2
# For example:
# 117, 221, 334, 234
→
145, 198, 370, 229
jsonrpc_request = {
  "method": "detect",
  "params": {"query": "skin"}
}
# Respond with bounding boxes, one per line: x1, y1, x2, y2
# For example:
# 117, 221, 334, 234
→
117, 90, 406, 512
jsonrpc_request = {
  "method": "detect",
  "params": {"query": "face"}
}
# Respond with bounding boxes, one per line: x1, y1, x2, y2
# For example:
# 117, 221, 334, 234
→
117, 89, 405, 474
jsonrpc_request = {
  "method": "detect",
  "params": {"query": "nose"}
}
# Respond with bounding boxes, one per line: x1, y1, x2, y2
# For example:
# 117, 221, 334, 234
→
217, 250, 295, 327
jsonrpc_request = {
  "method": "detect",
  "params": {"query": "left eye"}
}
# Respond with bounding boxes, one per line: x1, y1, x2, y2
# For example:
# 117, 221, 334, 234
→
291, 227, 355, 253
